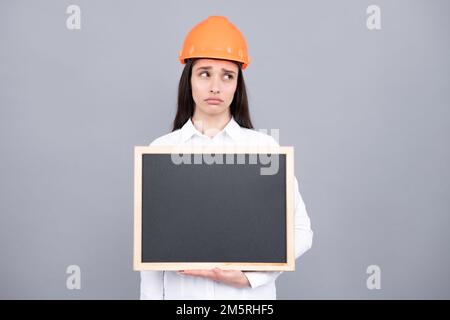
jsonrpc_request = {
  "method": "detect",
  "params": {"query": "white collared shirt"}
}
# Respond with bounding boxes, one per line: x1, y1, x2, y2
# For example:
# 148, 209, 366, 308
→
140, 116, 313, 300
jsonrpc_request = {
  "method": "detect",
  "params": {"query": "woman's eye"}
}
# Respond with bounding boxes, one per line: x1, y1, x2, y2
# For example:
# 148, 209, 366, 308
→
198, 71, 233, 80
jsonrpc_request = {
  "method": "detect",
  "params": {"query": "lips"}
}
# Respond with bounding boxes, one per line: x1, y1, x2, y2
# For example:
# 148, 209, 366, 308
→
205, 98, 223, 105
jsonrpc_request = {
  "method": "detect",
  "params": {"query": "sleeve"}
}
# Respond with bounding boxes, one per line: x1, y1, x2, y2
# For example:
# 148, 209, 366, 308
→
149, 138, 160, 146
243, 176, 313, 289
140, 271, 164, 300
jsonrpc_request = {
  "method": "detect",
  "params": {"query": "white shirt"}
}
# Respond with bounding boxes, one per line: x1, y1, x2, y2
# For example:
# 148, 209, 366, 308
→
140, 116, 313, 300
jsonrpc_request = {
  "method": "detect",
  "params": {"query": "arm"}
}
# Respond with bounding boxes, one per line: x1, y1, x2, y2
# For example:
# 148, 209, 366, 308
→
243, 176, 313, 288
183, 176, 313, 289
140, 271, 164, 300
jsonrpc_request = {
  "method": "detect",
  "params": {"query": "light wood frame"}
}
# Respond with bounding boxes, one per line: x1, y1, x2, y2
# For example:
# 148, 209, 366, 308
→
133, 145, 295, 271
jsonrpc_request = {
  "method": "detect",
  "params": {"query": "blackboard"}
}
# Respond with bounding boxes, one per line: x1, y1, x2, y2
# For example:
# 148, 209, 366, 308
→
133, 146, 295, 271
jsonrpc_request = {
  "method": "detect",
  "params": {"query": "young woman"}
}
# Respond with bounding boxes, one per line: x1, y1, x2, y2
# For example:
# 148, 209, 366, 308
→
140, 16, 313, 300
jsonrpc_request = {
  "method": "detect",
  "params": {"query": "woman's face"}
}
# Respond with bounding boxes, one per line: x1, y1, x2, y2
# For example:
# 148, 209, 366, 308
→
191, 59, 239, 117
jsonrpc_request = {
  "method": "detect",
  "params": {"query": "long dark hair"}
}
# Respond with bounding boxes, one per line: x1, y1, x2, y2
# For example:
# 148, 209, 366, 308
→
172, 58, 254, 131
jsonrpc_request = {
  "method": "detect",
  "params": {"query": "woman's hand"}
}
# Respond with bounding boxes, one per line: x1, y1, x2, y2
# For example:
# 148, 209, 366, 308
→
178, 268, 251, 288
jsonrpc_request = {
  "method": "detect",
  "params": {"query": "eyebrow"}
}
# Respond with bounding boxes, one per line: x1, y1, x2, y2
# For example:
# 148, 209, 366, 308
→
195, 66, 237, 75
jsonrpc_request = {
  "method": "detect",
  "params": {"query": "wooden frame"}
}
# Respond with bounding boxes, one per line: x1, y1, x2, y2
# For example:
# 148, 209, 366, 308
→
133, 145, 295, 271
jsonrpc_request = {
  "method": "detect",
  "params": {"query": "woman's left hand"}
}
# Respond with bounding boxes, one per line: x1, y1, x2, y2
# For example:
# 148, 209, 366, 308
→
178, 268, 251, 288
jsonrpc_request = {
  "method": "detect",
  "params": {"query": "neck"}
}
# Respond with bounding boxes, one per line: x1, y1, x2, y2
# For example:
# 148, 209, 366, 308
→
192, 110, 232, 138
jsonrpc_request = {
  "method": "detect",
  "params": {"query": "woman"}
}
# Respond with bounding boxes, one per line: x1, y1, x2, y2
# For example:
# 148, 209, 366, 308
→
140, 16, 313, 300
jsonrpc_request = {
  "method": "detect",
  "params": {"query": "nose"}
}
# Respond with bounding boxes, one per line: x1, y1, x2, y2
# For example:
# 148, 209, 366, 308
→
210, 76, 220, 94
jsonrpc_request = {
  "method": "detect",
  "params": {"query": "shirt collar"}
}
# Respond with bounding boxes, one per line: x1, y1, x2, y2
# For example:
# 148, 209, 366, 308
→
180, 116, 243, 143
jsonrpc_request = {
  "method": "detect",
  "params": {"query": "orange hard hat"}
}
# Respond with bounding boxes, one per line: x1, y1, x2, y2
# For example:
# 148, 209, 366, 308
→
179, 16, 250, 70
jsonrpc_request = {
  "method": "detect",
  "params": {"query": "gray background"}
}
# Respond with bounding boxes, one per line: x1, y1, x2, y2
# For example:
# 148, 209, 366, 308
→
1, 0, 449, 299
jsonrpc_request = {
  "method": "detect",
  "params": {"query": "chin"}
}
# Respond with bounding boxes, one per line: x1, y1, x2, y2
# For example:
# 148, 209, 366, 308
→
200, 105, 228, 115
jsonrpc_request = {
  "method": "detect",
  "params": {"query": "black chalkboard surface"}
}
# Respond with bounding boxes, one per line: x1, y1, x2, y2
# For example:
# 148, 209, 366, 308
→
133, 146, 295, 271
